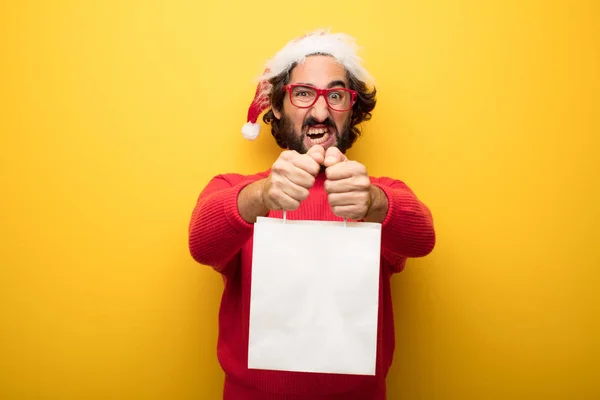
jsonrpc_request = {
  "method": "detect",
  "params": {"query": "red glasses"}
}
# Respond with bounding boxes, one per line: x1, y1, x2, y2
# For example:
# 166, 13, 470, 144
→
282, 84, 357, 112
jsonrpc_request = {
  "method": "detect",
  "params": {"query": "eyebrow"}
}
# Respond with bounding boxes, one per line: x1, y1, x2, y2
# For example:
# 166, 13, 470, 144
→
295, 80, 348, 89
327, 80, 347, 89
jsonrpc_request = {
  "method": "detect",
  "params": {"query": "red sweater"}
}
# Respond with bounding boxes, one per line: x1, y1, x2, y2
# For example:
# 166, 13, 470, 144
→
189, 170, 435, 399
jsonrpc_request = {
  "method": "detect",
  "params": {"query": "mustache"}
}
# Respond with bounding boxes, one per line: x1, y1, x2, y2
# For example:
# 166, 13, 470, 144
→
302, 117, 336, 130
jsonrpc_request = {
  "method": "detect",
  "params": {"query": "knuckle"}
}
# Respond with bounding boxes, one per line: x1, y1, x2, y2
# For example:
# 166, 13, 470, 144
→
268, 188, 281, 201
272, 160, 286, 174
359, 191, 370, 203
298, 174, 314, 189
298, 189, 310, 201
281, 150, 296, 159
325, 166, 335, 179
302, 156, 319, 173
269, 176, 282, 188
353, 175, 369, 189
350, 160, 365, 172
327, 193, 338, 205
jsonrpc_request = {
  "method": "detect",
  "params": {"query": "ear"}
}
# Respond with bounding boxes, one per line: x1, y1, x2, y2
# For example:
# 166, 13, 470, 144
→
272, 107, 282, 120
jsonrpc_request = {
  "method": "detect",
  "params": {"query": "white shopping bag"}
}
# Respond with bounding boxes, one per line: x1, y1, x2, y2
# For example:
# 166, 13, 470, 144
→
248, 213, 382, 376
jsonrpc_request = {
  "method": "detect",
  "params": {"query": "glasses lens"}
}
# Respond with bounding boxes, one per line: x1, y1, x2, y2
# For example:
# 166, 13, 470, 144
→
290, 86, 317, 107
326, 89, 352, 111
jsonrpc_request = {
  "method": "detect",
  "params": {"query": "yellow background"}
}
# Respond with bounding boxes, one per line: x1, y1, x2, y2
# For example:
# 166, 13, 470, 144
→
1, 1, 599, 399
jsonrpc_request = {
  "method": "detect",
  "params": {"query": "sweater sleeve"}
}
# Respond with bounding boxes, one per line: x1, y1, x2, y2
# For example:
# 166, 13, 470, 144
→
371, 177, 436, 273
188, 173, 262, 274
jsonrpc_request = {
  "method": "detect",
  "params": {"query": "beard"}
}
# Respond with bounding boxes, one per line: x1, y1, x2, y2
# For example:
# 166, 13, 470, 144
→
278, 113, 354, 154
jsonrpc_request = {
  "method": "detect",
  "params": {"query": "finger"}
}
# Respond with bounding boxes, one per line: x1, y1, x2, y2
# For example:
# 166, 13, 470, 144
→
325, 161, 369, 182
265, 184, 303, 211
272, 155, 316, 188
325, 163, 352, 182
330, 204, 367, 220
279, 150, 299, 162
275, 192, 302, 211
325, 175, 371, 194
287, 167, 316, 189
291, 154, 321, 177
327, 191, 370, 207
324, 146, 347, 167
307, 145, 325, 165
281, 180, 311, 202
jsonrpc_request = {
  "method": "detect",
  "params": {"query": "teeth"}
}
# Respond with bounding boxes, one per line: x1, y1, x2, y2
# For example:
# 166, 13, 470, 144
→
308, 128, 328, 135
309, 131, 330, 144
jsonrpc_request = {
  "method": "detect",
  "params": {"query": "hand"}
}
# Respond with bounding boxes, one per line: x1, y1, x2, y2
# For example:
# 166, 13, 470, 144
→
261, 145, 325, 211
324, 147, 372, 220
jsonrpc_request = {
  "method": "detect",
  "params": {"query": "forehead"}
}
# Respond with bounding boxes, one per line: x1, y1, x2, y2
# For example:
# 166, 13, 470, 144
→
289, 55, 348, 86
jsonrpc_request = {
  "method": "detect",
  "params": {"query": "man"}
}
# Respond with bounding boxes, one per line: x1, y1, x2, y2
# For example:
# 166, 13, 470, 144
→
189, 29, 436, 400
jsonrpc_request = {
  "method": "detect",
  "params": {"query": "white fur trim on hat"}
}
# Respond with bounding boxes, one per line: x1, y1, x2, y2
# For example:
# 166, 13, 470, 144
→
259, 28, 374, 87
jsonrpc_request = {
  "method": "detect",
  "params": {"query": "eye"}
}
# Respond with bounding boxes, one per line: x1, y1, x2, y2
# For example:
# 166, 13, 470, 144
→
328, 91, 344, 100
292, 87, 315, 98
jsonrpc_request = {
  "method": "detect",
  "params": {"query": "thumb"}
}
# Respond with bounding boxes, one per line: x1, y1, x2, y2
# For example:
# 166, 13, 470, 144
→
307, 144, 325, 165
324, 146, 347, 167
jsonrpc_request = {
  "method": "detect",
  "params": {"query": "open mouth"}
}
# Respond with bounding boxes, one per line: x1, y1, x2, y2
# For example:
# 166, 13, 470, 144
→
306, 126, 331, 144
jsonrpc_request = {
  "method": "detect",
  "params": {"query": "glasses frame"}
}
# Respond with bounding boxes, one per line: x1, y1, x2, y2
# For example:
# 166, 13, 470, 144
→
282, 84, 357, 112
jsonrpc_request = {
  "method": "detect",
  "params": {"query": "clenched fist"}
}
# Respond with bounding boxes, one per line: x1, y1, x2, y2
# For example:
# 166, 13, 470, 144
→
261, 145, 326, 211
324, 147, 374, 220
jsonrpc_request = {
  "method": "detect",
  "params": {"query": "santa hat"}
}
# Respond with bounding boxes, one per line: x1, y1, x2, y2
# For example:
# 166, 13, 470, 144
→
241, 29, 374, 140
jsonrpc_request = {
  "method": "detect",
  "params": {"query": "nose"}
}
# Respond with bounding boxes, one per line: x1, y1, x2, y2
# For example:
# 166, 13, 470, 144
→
310, 94, 330, 122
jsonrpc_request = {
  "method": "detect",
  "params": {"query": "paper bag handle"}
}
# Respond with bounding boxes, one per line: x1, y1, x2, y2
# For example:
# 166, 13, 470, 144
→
282, 210, 347, 227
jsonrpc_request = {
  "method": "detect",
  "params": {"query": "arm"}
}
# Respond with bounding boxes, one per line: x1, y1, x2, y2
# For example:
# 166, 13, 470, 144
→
188, 173, 265, 273
323, 147, 435, 271
371, 177, 436, 272
237, 179, 269, 223
188, 145, 324, 273
363, 184, 389, 223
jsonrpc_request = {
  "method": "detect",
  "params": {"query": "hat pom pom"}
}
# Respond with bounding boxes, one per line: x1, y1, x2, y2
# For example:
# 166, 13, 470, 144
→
242, 122, 261, 140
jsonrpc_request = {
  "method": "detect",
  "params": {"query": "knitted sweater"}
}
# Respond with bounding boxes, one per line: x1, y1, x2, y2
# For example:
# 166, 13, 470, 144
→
188, 170, 435, 399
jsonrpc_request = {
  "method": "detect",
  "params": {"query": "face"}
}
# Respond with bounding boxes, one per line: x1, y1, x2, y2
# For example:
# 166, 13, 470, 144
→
273, 55, 354, 154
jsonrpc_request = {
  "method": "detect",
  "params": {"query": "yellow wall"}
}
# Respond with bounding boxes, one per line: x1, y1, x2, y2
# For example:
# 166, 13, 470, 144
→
1, 1, 598, 399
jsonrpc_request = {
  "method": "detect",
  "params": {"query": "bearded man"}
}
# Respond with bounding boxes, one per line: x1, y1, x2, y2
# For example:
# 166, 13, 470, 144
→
189, 29, 436, 400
